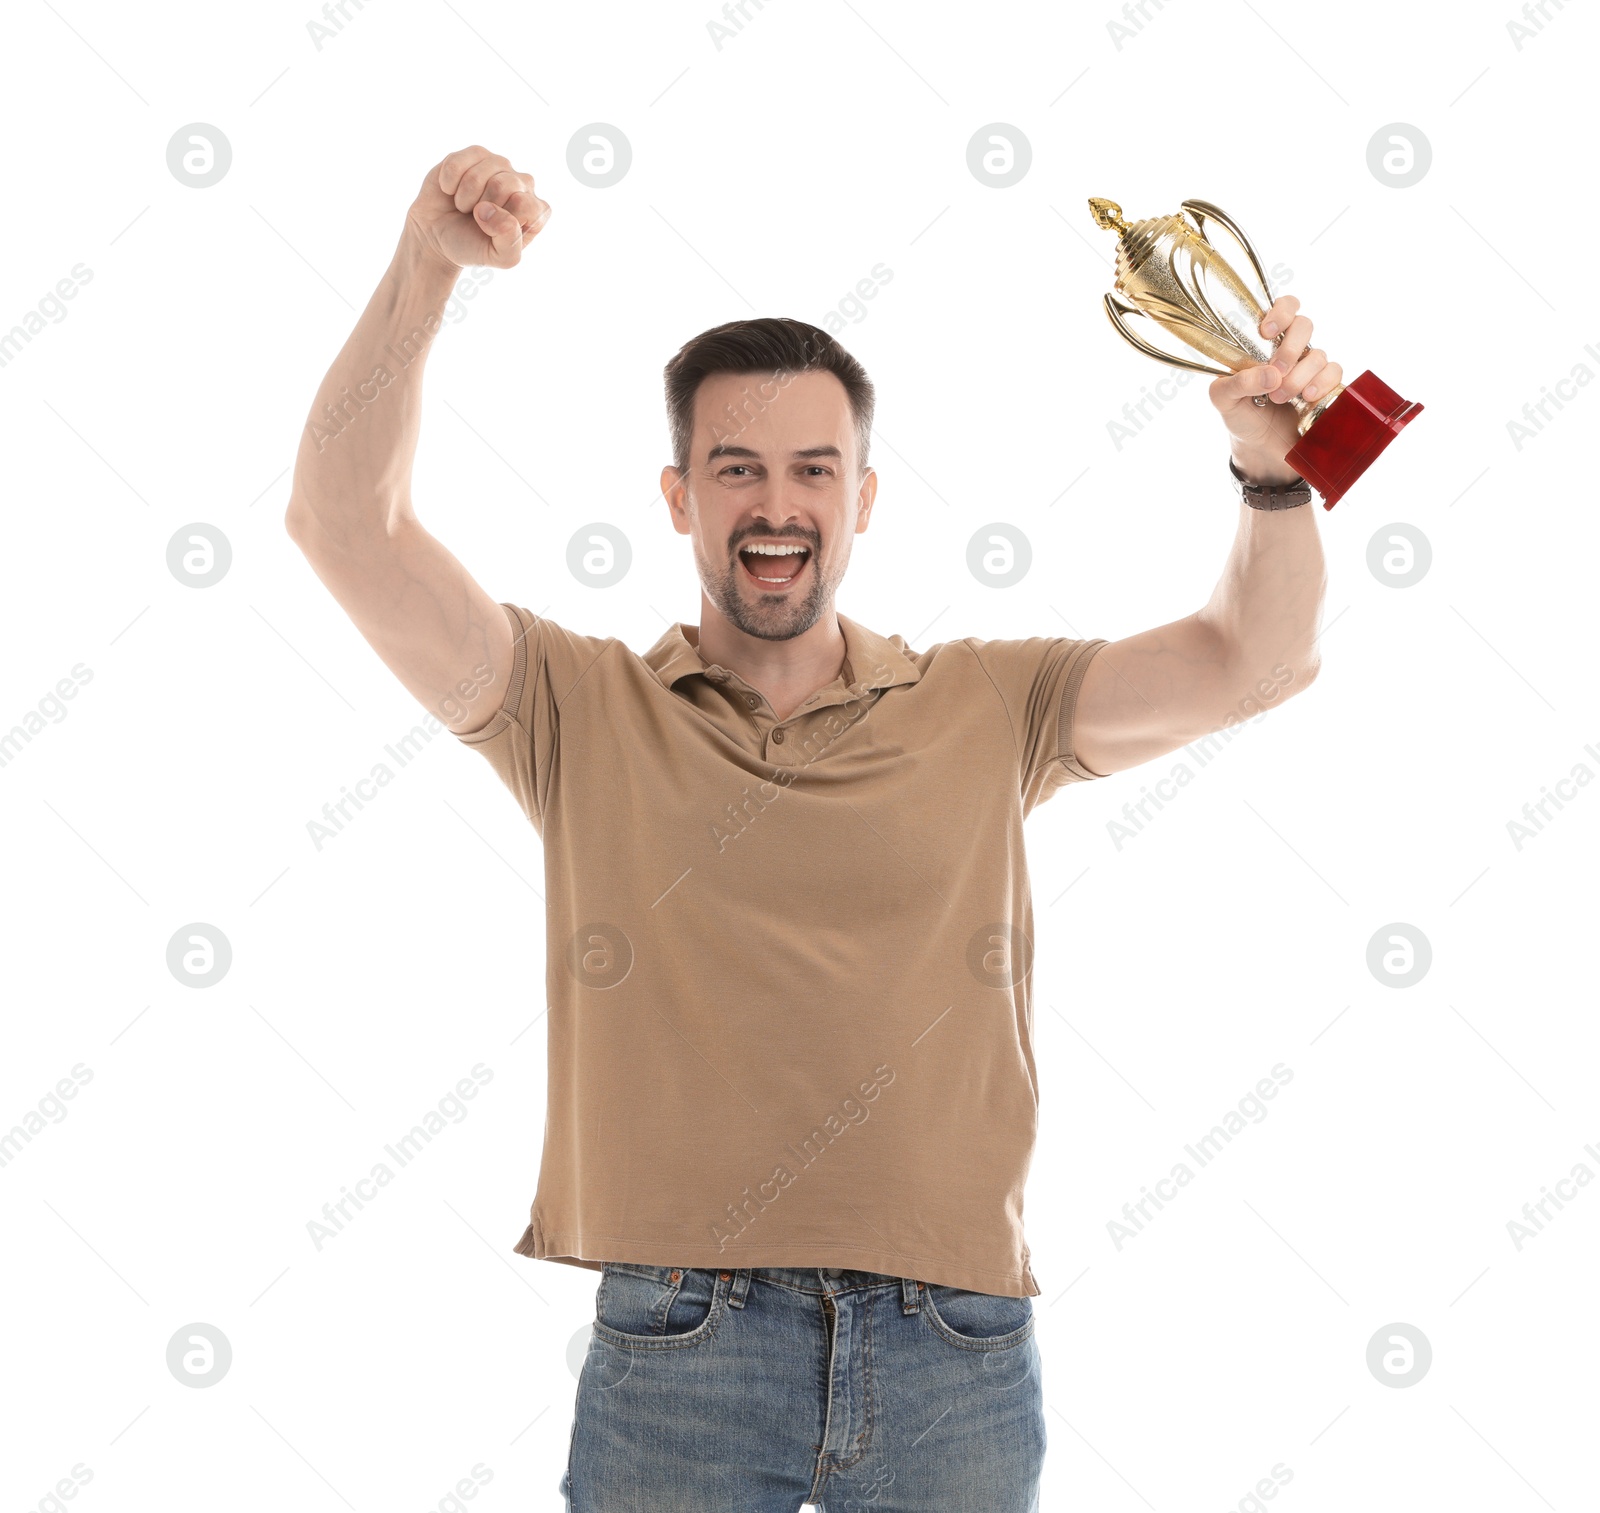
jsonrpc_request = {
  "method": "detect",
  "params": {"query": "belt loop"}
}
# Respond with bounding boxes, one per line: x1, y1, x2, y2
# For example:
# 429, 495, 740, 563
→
726, 1267, 753, 1308
901, 1274, 922, 1314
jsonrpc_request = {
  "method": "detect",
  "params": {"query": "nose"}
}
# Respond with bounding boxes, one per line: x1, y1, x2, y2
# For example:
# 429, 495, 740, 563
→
751, 504, 804, 531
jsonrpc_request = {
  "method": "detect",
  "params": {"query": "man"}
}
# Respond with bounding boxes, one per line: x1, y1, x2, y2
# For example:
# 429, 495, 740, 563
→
287, 147, 1331, 1512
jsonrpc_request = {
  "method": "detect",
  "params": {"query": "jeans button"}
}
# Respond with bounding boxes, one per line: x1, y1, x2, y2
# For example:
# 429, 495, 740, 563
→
824, 1267, 843, 1278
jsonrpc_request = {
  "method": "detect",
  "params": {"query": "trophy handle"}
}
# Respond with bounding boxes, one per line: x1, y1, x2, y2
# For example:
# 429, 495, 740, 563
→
1181, 198, 1276, 310
1103, 292, 1234, 379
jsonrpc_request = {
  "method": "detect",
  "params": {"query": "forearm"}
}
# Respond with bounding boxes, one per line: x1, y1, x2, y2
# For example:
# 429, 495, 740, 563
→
286, 228, 459, 545
1074, 294, 1341, 775
1196, 489, 1326, 687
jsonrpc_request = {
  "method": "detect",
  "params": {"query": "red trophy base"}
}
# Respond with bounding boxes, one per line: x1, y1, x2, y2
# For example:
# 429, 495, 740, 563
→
1284, 370, 1424, 510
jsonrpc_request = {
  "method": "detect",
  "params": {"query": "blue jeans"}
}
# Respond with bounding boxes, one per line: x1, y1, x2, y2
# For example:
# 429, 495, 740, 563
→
561, 1262, 1045, 1512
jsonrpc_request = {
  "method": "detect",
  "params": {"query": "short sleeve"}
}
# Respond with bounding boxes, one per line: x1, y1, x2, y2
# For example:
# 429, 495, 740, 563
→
962, 635, 1110, 812
453, 603, 612, 833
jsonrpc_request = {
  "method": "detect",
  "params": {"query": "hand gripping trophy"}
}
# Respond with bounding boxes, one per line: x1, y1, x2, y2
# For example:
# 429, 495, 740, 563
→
1088, 197, 1422, 508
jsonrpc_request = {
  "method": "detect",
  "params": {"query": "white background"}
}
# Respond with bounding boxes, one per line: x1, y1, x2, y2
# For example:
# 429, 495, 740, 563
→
2, 1, 1595, 1510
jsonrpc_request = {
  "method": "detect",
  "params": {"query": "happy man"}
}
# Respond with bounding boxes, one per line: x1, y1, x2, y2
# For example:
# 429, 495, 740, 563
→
287, 147, 1330, 1513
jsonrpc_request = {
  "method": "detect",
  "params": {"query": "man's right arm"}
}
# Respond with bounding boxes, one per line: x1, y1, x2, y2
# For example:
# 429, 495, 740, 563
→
284, 147, 550, 737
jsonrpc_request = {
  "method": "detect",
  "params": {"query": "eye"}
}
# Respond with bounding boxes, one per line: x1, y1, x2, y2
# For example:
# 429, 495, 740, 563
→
721, 465, 753, 477
805, 466, 830, 477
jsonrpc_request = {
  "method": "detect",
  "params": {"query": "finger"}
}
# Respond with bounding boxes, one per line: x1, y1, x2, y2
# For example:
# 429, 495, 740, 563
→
452, 153, 513, 214
1267, 313, 1313, 382
1267, 346, 1328, 403
503, 189, 551, 237
478, 168, 526, 208
473, 199, 525, 263
1259, 293, 1300, 339
1299, 359, 1342, 404
436, 144, 496, 198
1214, 363, 1285, 405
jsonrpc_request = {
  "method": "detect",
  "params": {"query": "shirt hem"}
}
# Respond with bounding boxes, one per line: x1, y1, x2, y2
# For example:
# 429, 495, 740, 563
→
511, 1221, 1041, 1298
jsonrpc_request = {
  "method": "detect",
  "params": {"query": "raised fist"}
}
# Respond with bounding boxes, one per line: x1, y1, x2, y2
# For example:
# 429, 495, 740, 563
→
405, 145, 551, 271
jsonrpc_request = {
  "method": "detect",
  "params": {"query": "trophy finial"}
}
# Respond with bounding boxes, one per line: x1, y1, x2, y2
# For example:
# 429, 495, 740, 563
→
1088, 197, 1130, 235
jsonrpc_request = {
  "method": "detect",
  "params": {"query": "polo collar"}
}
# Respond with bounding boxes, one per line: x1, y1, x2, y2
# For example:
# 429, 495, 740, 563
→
645, 612, 922, 697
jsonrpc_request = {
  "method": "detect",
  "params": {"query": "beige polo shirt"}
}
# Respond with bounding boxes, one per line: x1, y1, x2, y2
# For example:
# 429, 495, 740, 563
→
455, 601, 1108, 1297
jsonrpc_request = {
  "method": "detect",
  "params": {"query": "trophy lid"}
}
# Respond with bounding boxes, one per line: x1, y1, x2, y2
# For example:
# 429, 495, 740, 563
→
1088, 197, 1192, 286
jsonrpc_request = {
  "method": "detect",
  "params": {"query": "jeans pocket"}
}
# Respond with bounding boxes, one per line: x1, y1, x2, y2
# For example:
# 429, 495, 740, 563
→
592, 1263, 723, 1349
921, 1283, 1035, 1351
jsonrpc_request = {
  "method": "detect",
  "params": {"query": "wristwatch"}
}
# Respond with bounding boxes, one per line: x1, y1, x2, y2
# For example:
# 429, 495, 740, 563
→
1229, 455, 1312, 510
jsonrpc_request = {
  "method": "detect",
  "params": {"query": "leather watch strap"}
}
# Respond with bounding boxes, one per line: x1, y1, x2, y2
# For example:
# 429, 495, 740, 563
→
1229, 455, 1313, 510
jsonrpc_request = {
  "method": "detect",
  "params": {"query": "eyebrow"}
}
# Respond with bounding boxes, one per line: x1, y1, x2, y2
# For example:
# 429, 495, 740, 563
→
705, 444, 843, 464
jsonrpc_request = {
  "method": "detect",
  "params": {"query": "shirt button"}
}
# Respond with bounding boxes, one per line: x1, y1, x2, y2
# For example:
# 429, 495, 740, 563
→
771, 728, 785, 744
745, 694, 759, 708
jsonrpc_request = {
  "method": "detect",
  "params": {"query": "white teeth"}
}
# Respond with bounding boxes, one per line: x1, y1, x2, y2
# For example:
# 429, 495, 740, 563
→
740, 542, 808, 583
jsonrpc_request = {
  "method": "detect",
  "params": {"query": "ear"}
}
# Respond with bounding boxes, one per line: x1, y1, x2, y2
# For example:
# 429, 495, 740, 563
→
855, 466, 878, 532
660, 465, 691, 534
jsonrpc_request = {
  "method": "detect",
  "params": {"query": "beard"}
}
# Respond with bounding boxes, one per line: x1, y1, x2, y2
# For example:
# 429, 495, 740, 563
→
697, 540, 838, 642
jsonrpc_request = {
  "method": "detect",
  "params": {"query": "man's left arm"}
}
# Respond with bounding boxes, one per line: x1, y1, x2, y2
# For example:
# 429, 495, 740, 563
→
1072, 294, 1336, 778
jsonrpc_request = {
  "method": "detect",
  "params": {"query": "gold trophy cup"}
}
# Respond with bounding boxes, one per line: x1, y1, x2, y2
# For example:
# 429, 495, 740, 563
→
1088, 196, 1422, 508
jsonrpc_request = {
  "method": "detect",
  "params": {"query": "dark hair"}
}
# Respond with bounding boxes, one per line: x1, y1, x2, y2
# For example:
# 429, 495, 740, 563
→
663, 317, 875, 481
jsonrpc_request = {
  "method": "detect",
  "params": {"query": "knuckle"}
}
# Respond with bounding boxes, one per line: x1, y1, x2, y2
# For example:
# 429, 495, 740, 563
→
444, 145, 488, 175
506, 193, 543, 231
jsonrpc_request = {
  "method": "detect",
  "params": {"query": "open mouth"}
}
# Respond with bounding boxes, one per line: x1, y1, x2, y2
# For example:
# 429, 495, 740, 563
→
738, 541, 812, 589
